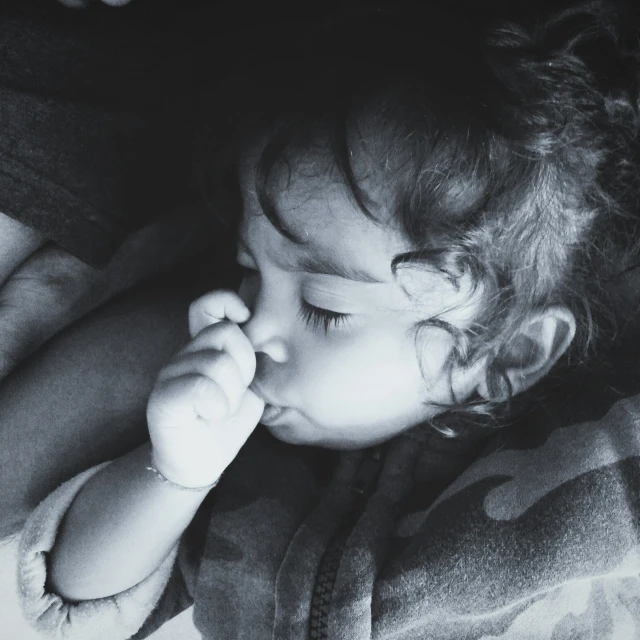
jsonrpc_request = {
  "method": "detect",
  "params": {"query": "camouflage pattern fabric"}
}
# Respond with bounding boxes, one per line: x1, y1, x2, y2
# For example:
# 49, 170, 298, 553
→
190, 395, 640, 639
18, 393, 640, 639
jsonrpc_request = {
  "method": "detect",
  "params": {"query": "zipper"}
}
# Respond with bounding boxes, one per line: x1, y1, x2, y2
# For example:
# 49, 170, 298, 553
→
308, 448, 383, 640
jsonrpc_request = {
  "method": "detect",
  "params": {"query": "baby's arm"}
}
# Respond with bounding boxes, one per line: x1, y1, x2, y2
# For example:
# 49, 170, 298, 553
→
47, 443, 208, 601
46, 291, 264, 602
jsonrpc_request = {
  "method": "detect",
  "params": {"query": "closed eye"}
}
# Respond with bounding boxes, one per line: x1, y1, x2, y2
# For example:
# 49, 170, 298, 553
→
298, 300, 351, 334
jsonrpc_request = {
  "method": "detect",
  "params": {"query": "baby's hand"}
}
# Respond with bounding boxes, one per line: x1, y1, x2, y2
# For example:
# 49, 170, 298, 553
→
146, 291, 264, 489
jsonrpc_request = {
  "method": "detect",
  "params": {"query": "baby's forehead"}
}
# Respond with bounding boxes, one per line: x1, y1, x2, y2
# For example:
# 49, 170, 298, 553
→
240, 203, 483, 327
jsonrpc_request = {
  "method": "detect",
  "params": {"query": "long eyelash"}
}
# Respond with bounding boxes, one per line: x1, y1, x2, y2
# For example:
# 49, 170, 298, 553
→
298, 301, 350, 334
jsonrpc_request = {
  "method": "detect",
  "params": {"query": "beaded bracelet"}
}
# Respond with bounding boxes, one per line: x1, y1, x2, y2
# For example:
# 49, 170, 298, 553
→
145, 462, 221, 493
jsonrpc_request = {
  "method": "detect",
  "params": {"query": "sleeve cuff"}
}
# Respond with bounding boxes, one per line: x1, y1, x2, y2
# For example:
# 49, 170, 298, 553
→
17, 462, 178, 640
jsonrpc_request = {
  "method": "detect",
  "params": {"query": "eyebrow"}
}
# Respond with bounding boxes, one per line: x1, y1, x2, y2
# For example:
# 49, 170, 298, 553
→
297, 254, 384, 284
237, 236, 384, 284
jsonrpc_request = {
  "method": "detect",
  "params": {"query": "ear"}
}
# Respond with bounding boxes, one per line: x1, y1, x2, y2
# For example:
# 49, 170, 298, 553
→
476, 306, 576, 401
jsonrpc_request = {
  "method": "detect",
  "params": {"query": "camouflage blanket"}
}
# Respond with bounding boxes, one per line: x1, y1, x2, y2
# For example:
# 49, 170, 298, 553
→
19, 393, 640, 640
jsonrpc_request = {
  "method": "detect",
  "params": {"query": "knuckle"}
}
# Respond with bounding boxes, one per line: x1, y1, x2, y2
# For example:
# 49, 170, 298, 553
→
209, 318, 235, 332
207, 357, 243, 392
189, 293, 210, 313
191, 289, 234, 309
199, 319, 239, 341
194, 376, 229, 415
193, 373, 217, 395
205, 348, 236, 372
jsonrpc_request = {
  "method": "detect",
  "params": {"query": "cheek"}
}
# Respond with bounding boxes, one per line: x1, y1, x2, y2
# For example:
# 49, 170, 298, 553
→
290, 328, 440, 421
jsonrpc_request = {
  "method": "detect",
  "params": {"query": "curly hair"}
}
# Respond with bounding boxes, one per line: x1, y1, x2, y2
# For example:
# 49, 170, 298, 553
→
197, 1, 640, 435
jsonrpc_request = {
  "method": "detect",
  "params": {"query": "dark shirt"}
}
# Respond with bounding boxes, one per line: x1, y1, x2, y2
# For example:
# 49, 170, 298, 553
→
0, 0, 201, 267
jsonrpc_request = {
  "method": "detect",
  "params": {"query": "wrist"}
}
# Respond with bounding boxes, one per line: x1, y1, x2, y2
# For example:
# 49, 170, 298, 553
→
148, 446, 222, 492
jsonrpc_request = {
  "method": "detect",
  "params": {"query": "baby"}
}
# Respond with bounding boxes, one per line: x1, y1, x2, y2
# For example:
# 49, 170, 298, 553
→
18, 2, 640, 639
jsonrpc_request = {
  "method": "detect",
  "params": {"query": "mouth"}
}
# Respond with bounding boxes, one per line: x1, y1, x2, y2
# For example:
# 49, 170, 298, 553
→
260, 403, 289, 425
250, 382, 290, 426
249, 381, 275, 405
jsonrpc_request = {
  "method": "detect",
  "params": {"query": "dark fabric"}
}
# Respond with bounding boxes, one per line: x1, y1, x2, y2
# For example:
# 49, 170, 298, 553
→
129, 560, 194, 640
164, 392, 640, 640
0, 1, 201, 267
0, 0, 567, 269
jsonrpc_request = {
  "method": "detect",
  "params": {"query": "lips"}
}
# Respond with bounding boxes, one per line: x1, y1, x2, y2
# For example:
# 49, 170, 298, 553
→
249, 382, 291, 427
260, 404, 288, 425
249, 381, 280, 408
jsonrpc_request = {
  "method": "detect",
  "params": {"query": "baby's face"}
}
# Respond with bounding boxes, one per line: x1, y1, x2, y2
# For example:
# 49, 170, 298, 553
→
236, 157, 482, 449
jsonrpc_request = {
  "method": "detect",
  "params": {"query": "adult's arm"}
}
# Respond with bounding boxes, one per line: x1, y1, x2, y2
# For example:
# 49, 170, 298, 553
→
0, 203, 217, 380
0, 237, 230, 538
0, 0, 209, 380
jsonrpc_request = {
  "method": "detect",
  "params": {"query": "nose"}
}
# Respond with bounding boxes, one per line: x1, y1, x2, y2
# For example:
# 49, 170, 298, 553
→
240, 280, 289, 364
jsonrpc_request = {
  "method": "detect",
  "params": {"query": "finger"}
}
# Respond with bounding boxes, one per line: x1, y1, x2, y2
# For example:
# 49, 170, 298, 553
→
189, 290, 250, 338
157, 349, 245, 415
149, 373, 230, 424
193, 376, 233, 422
232, 388, 265, 430
182, 321, 256, 387
224, 388, 266, 450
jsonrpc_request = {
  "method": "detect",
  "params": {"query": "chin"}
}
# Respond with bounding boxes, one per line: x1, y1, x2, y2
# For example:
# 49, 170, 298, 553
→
263, 423, 308, 445
262, 422, 334, 449
263, 424, 365, 450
